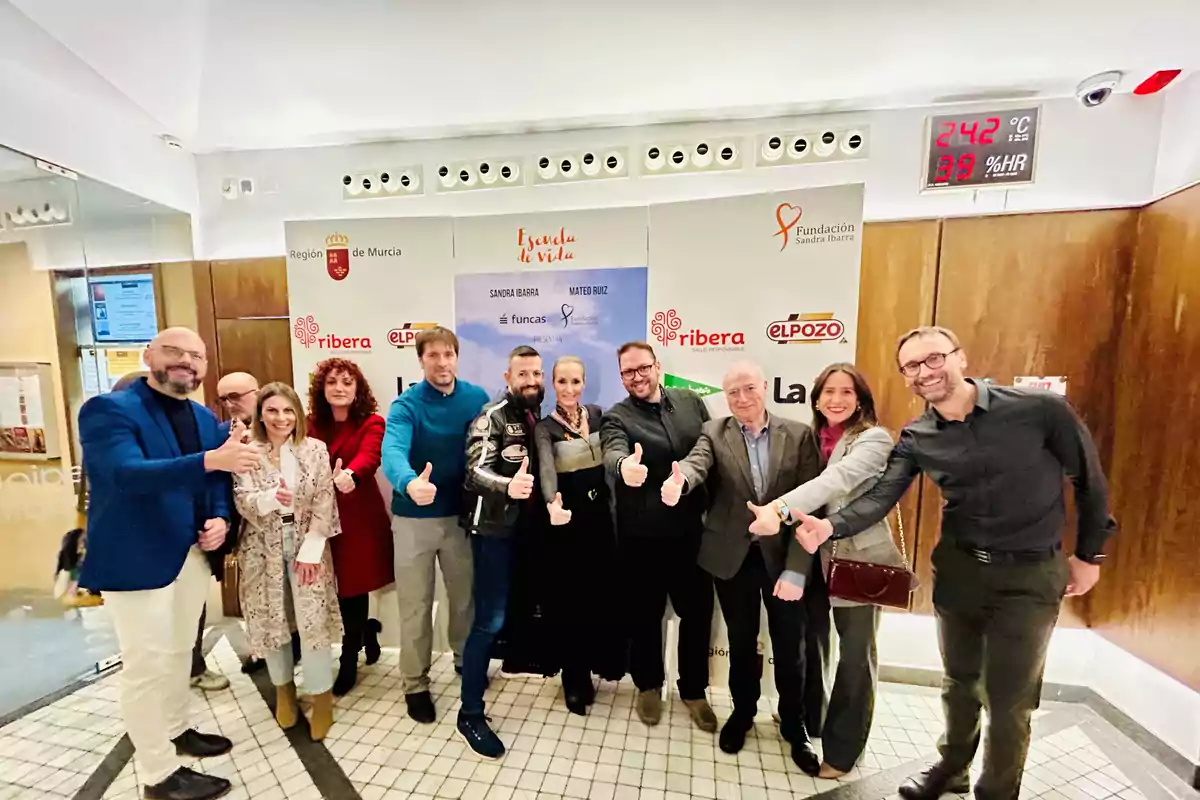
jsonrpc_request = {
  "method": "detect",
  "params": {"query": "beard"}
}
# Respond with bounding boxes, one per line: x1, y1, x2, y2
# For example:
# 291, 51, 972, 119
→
153, 367, 199, 396
512, 385, 545, 410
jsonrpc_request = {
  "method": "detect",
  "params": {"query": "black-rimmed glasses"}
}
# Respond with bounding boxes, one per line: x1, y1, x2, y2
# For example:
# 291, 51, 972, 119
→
899, 349, 959, 377
619, 364, 655, 381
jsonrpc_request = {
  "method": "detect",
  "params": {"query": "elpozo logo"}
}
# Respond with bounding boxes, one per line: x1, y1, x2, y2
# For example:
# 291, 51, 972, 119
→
651, 309, 745, 351
773, 202, 857, 251
288, 232, 403, 281
766, 313, 846, 344
388, 322, 437, 349
293, 314, 373, 352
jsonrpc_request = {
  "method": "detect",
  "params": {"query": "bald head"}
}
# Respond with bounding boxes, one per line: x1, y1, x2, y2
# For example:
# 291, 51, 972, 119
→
144, 327, 206, 397
217, 372, 260, 423
722, 361, 768, 428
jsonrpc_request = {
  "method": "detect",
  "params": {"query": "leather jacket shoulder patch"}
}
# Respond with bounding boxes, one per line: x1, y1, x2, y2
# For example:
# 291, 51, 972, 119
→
501, 444, 528, 462
505, 423, 524, 436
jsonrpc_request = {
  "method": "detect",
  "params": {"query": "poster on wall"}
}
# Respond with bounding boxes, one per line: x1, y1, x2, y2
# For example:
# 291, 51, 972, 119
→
647, 184, 865, 423
452, 206, 649, 408
454, 268, 648, 408
284, 216, 455, 412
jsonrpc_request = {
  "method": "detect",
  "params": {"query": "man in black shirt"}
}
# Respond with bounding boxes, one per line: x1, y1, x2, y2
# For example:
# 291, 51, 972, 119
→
600, 342, 717, 734
793, 326, 1116, 800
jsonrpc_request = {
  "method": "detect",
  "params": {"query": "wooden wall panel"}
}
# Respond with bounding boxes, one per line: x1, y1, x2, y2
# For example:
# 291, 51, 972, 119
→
210, 258, 289, 320
215, 319, 294, 390
856, 220, 941, 612
923, 209, 1138, 621
191, 261, 219, 412
1092, 186, 1200, 691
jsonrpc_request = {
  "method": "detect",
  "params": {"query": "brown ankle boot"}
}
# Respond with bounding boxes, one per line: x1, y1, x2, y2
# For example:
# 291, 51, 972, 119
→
309, 690, 334, 741
276, 683, 298, 729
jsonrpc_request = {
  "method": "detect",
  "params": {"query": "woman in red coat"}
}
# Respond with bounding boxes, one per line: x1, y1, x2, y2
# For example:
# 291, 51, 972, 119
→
307, 358, 395, 696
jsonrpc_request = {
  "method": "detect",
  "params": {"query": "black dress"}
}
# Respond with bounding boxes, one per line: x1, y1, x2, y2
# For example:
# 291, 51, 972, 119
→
534, 405, 626, 688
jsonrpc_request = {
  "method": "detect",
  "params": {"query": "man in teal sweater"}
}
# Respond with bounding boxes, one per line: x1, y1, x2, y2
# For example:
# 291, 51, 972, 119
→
382, 326, 489, 723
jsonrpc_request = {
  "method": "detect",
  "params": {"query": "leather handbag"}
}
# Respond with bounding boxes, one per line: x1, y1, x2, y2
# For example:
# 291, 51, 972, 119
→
221, 551, 242, 618
826, 507, 916, 609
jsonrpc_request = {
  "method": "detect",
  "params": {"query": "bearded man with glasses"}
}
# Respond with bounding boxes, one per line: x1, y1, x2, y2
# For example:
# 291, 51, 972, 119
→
599, 341, 718, 734
791, 325, 1117, 800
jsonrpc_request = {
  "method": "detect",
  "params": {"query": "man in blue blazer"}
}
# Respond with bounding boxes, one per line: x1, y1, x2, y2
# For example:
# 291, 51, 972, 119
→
81, 327, 258, 800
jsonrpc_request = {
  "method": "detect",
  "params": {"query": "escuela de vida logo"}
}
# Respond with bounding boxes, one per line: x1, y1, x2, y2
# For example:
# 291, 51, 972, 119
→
293, 315, 373, 352
773, 202, 857, 250
651, 309, 745, 351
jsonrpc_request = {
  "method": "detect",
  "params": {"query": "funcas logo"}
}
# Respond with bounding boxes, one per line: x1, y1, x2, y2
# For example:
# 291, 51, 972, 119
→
774, 203, 803, 250
325, 233, 350, 280
292, 314, 373, 351
652, 309, 745, 350
388, 322, 436, 349
766, 313, 845, 344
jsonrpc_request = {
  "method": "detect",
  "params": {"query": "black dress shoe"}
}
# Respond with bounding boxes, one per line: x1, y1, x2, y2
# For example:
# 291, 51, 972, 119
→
718, 713, 754, 754
406, 690, 437, 724
144, 766, 231, 800
898, 765, 971, 800
364, 619, 382, 665
780, 719, 819, 776
172, 729, 233, 758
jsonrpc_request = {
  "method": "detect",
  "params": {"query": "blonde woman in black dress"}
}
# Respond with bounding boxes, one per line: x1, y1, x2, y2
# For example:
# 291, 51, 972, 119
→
534, 356, 623, 715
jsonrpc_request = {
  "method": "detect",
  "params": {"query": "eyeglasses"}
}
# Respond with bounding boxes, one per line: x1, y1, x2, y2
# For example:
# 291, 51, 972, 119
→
619, 363, 656, 381
899, 349, 959, 377
156, 344, 207, 363
218, 390, 255, 405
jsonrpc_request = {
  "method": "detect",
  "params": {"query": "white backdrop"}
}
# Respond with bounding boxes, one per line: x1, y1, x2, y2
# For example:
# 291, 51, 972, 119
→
282, 186, 864, 692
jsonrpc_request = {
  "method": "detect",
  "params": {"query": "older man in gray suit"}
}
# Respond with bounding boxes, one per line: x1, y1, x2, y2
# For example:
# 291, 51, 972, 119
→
661, 361, 822, 774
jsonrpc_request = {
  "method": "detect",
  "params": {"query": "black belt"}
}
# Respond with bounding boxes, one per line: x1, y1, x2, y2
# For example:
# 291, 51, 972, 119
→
955, 541, 1058, 564
281, 513, 295, 525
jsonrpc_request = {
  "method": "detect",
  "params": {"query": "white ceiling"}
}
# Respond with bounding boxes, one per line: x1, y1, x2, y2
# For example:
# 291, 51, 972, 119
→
10, 0, 1200, 153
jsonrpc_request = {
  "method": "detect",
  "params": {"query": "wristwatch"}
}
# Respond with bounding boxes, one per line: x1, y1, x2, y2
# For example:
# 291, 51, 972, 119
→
775, 500, 791, 523
1075, 552, 1107, 565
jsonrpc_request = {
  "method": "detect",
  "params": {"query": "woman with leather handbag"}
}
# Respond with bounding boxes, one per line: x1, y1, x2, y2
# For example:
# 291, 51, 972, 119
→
747, 363, 913, 779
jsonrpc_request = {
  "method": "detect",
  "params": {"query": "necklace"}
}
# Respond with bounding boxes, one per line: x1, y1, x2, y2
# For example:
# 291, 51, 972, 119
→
556, 404, 584, 431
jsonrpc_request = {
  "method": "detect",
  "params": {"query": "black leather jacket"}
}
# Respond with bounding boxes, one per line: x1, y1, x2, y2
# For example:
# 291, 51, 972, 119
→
461, 392, 538, 537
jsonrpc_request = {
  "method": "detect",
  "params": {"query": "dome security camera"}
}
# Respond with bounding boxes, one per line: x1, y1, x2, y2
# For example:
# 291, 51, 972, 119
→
840, 130, 865, 155
458, 166, 477, 187
398, 170, 419, 192
479, 161, 498, 185
692, 142, 713, 167
668, 147, 688, 170
362, 175, 379, 195
814, 131, 838, 157
1077, 71, 1122, 108
560, 156, 577, 178
437, 165, 455, 188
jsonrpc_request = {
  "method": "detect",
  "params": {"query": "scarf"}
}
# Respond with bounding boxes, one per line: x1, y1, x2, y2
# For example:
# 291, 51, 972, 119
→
819, 423, 845, 463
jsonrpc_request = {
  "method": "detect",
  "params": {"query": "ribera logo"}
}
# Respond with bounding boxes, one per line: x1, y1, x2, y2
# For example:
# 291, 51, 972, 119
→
388, 322, 437, 349
293, 314, 373, 352
773, 202, 857, 249
651, 309, 745, 351
766, 312, 846, 344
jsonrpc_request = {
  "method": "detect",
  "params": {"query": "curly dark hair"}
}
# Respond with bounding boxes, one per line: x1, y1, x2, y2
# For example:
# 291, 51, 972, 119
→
307, 358, 378, 430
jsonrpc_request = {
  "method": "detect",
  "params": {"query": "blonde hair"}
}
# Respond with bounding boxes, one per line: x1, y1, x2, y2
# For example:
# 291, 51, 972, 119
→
552, 355, 586, 381
252, 382, 306, 444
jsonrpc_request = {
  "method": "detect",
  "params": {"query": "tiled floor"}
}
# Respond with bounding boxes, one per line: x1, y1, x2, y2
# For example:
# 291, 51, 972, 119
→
0, 629, 1193, 800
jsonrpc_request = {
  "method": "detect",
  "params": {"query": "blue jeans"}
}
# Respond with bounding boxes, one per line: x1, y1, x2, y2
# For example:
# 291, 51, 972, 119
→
460, 535, 512, 717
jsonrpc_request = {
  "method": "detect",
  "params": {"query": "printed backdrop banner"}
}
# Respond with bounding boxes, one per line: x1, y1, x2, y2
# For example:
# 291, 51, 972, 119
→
452, 207, 649, 408
454, 268, 648, 408
284, 216, 454, 651
648, 184, 866, 691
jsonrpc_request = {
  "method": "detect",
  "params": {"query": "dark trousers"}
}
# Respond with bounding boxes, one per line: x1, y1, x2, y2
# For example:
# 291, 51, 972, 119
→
338, 594, 369, 661
932, 544, 1067, 800
190, 606, 208, 679
622, 533, 714, 701
713, 545, 806, 722
461, 535, 513, 717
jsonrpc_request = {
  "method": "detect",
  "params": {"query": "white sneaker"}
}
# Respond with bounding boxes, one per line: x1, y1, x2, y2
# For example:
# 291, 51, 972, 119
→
190, 669, 230, 692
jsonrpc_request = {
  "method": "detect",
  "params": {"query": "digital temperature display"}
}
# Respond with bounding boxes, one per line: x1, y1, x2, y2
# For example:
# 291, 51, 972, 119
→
923, 107, 1039, 191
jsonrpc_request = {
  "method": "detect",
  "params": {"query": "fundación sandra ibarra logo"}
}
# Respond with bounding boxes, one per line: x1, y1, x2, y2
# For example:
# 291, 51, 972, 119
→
288, 232, 403, 282
773, 202, 857, 251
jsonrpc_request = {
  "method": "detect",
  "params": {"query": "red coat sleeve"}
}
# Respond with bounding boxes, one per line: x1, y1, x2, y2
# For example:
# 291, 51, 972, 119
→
345, 415, 384, 479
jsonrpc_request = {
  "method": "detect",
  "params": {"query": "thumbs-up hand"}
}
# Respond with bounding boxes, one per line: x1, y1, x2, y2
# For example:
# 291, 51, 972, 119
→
661, 461, 686, 507
747, 501, 783, 536
620, 442, 649, 487
793, 512, 834, 554
507, 456, 535, 500
275, 477, 294, 508
332, 457, 356, 494
547, 492, 573, 526
406, 462, 438, 506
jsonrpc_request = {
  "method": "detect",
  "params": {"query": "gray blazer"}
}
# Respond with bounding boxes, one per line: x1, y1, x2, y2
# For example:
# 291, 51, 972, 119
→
679, 415, 822, 582
778, 425, 907, 607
